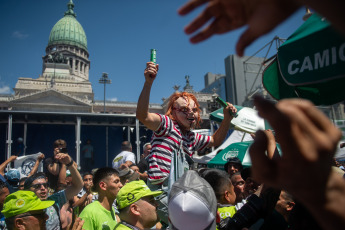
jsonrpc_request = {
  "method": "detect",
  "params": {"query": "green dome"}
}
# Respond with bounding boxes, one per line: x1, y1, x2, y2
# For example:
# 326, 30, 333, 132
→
48, 0, 87, 51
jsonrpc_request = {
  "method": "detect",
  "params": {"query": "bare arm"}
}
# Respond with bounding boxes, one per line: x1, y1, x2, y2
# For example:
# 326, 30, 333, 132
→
208, 102, 237, 147
55, 153, 83, 201
0, 156, 17, 176
136, 62, 161, 131
28, 153, 45, 177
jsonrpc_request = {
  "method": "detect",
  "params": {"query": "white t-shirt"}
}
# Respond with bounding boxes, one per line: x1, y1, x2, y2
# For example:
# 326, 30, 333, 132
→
112, 150, 135, 169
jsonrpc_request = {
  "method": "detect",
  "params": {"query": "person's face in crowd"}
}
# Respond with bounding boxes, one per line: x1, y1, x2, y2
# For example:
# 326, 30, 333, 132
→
231, 174, 246, 200
172, 97, 199, 131
83, 175, 93, 189
14, 210, 48, 230
137, 195, 159, 228
227, 163, 241, 176
244, 177, 260, 196
275, 191, 294, 216
130, 165, 140, 174
0, 187, 9, 211
103, 174, 123, 200
143, 145, 152, 157
30, 178, 48, 200
18, 181, 25, 190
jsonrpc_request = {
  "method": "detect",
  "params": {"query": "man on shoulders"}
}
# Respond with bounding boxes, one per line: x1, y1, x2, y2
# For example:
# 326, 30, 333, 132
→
79, 167, 123, 230
112, 141, 136, 169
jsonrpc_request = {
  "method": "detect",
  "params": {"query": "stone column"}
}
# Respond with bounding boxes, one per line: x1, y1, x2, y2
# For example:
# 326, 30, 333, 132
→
72, 59, 75, 74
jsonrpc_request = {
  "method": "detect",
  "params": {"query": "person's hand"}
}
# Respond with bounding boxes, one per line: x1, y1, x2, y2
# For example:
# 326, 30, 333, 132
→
37, 153, 45, 162
55, 153, 73, 165
53, 147, 60, 155
178, 0, 301, 56
222, 102, 237, 121
119, 163, 129, 170
71, 217, 84, 230
144, 62, 159, 83
9, 155, 18, 162
249, 97, 342, 204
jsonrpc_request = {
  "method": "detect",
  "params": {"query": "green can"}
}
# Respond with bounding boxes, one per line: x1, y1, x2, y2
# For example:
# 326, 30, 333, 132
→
150, 49, 156, 64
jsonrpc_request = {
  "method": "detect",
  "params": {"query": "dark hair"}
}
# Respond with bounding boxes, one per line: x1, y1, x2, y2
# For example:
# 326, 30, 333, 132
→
83, 172, 93, 179
93, 167, 119, 192
200, 169, 232, 201
0, 180, 8, 192
53, 139, 67, 148
24, 172, 46, 190
121, 141, 132, 151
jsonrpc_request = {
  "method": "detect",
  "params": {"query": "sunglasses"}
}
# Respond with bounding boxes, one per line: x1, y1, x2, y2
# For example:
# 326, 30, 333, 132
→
31, 183, 48, 189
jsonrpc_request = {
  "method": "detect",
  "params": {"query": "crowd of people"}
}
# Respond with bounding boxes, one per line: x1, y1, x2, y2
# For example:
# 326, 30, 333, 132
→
1, 0, 345, 229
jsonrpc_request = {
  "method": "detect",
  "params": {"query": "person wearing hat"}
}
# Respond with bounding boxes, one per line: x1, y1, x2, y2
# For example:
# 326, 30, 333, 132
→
1, 190, 54, 229
224, 157, 243, 176
115, 180, 163, 230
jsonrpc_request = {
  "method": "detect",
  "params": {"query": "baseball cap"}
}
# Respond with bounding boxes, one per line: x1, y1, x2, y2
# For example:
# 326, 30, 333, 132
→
224, 157, 243, 172
116, 180, 163, 210
6, 169, 20, 182
1, 190, 54, 218
168, 170, 217, 230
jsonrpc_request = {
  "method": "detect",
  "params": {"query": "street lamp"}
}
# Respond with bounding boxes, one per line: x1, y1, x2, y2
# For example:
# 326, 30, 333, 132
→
99, 72, 111, 113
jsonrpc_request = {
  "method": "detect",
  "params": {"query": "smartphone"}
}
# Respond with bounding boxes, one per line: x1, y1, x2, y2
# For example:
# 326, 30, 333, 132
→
59, 147, 68, 153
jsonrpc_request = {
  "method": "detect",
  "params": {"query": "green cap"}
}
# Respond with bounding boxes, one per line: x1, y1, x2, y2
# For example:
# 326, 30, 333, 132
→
116, 180, 163, 210
1, 191, 55, 218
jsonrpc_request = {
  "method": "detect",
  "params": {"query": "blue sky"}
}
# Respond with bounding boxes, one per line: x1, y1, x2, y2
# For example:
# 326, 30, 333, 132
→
0, 0, 306, 104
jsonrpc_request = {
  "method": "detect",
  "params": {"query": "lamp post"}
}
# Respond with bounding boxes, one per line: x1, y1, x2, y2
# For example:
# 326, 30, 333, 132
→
99, 72, 111, 113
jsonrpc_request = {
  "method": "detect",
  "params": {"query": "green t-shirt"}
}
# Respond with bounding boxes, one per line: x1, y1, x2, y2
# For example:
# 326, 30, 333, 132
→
79, 201, 117, 230
114, 223, 132, 230
217, 205, 237, 230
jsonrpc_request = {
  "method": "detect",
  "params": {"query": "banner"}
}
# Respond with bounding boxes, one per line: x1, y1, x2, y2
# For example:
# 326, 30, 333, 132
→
14, 153, 43, 178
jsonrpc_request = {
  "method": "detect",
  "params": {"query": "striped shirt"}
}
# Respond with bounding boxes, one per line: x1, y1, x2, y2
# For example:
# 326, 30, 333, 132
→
148, 114, 211, 184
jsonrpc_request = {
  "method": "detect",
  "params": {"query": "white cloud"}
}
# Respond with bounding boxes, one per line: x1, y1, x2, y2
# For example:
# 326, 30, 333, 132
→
109, 97, 118, 102
0, 86, 11, 94
12, 31, 29, 39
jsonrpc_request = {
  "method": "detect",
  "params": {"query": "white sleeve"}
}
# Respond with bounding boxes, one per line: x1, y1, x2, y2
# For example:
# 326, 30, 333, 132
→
126, 152, 136, 164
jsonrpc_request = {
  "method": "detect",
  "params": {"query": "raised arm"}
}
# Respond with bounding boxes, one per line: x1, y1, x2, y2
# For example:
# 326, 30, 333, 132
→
56, 153, 83, 201
208, 102, 237, 147
0, 155, 17, 176
28, 153, 45, 177
136, 62, 161, 131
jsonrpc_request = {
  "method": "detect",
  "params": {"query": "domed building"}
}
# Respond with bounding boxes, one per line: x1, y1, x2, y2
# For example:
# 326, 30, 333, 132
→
12, 0, 94, 112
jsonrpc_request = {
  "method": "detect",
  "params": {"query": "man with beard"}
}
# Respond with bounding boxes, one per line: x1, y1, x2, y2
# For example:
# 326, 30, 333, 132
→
230, 172, 246, 205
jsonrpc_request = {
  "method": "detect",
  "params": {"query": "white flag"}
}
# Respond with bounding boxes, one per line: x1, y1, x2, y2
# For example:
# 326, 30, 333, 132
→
14, 153, 43, 178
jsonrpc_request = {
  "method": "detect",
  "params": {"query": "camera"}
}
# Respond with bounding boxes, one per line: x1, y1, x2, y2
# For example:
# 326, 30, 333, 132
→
218, 194, 264, 230
59, 147, 68, 153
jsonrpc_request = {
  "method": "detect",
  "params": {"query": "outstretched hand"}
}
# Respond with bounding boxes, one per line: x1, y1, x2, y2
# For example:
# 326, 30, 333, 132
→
55, 153, 72, 165
249, 97, 342, 203
144, 62, 159, 83
178, 0, 301, 56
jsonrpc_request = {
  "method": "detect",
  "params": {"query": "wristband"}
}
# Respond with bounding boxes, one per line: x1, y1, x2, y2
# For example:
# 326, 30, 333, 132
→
66, 159, 74, 167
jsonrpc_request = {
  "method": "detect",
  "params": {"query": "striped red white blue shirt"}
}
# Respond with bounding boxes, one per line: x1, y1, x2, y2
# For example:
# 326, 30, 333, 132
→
148, 114, 211, 184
